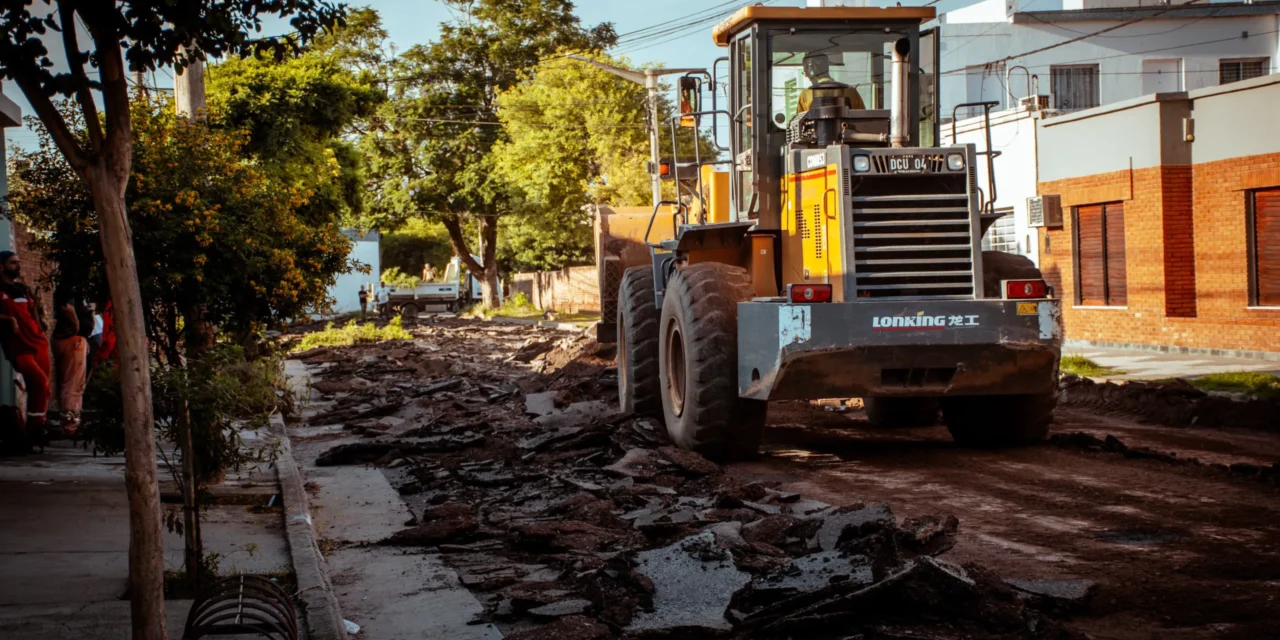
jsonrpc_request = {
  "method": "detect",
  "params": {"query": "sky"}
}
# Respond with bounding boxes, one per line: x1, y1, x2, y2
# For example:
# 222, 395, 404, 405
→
1, 0, 975, 152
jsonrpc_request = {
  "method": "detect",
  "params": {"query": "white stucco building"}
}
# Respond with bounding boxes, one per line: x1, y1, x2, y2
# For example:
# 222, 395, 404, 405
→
939, 0, 1280, 119
328, 229, 380, 315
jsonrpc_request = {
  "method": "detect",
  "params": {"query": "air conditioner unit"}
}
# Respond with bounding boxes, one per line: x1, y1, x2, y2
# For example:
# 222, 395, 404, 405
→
1027, 195, 1063, 229
1020, 95, 1049, 111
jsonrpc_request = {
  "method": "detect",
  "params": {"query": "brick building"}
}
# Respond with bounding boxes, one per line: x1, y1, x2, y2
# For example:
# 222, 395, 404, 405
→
1035, 73, 1280, 356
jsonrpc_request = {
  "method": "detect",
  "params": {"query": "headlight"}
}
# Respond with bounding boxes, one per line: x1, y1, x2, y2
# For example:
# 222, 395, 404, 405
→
946, 154, 965, 171
853, 155, 871, 172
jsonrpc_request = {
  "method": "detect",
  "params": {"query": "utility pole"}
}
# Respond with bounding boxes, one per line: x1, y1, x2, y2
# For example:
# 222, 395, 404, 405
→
174, 45, 205, 119
564, 55, 705, 208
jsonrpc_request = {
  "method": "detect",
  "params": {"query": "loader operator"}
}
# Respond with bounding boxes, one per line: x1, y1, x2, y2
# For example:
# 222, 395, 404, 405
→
797, 51, 865, 113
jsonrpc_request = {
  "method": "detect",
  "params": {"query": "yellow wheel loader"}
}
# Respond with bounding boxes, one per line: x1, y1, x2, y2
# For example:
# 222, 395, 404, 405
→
597, 5, 1062, 459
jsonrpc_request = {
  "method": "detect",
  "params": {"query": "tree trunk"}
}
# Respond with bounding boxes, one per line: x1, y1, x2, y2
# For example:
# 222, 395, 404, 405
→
441, 214, 503, 309
87, 169, 167, 640
480, 217, 500, 308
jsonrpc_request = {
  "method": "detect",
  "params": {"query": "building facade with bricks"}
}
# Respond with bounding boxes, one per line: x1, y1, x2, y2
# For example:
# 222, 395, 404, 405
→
1033, 73, 1280, 356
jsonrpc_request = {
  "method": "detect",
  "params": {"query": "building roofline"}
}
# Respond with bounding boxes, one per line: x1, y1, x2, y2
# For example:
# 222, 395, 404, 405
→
1013, 2, 1280, 24
1187, 70, 1280, 99
1038, 71, 1280, 126
0, 93, 20, 129
1039, 91, 1188, 127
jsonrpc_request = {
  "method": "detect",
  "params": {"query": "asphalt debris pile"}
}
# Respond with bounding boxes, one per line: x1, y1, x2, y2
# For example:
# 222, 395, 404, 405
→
1059, 374, 1279, 431
294, 317, 1087, 639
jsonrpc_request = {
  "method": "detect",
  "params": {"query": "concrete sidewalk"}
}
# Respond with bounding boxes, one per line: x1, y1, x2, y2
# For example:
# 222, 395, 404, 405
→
1063, 344, 1280, 380
0, 444, 191, 638
0, 440, 296, 639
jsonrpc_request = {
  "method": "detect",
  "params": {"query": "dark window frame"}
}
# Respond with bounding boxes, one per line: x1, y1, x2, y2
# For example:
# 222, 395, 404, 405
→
1219, 57, 1269, 85
1247, 188, 1278, 307
1050, 64, 1100, 111
1073, 202, 1126, 306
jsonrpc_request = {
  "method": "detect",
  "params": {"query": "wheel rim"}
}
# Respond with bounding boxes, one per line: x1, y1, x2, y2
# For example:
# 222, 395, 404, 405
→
665, 320, 686, 418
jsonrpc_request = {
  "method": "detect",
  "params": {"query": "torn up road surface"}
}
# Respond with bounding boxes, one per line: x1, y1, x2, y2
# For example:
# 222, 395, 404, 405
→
283, 317, 1091, 639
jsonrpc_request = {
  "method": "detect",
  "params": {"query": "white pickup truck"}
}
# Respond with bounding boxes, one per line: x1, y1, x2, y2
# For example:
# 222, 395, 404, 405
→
387, 256, 502, 316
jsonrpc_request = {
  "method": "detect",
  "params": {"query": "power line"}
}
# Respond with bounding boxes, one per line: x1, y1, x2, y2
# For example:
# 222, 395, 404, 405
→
954, 0, 1211, 71
611, 0, 781, 56
940, 27, 1279, 76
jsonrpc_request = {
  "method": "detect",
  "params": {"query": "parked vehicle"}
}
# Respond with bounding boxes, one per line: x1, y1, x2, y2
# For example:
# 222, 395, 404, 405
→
387, 256, 500, 316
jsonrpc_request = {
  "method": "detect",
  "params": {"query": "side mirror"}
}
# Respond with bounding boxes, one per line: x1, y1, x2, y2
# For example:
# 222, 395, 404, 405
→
679, 76, 699, 128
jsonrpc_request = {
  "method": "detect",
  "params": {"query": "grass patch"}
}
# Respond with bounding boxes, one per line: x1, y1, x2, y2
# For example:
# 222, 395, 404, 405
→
292, 316, 412, 352
1060, 355, 1124, 378
1189, 371, 1280, 400
485, 293, 599, 325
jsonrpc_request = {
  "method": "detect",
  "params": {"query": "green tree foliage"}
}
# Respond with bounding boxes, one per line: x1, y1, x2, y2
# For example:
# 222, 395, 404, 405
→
493, 54, 723, 273
381, 218, 456, 277
206, 17, 384, 225
493, 54, 650, 272
6, 98, 352, 359
360, 0, 616, 306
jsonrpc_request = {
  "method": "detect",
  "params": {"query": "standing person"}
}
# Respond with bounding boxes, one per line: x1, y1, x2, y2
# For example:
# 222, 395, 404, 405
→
0, 251, 51, 450
423, 263, 438, 282
376, 281, 391, 319
52, 294, 87, 435
84, 302, 103, 371
357, 285, 368, 320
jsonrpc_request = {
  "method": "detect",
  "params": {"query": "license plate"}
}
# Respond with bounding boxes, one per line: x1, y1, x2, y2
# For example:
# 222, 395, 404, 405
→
886, 155, 928, 174
1016, 302, 1038, 316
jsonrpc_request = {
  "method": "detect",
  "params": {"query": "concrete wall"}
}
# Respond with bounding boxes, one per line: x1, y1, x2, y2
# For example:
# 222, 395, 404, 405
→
939, 12, 1278, 117
512, 266, 600, 314
1036, 96, 1167, 182
329, 230, 380, 315
943, 107, 1045, 265
1187, 73, 1280, 164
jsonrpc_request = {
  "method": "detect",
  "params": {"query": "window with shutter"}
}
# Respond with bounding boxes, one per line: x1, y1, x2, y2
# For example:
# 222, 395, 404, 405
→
1074, 203, 1126, 306
1220, 58, 1269, 85
1250, 189, 1280, 306
1050, 64, 1100, 111
1105, 203, 1127, 305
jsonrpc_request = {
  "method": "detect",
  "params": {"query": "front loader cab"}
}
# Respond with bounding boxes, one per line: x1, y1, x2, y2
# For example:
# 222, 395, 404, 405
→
715, 6, 939, 228
614, 5, 1060, 463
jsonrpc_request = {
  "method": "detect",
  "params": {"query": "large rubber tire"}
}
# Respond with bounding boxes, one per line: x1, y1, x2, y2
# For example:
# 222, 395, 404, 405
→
617, 267, 661, 417
658, 263, 766, 461
981, 250, 1042, 298
942, 393, 1055, 447
400, 303, 419, 320
864, 397, 939, 428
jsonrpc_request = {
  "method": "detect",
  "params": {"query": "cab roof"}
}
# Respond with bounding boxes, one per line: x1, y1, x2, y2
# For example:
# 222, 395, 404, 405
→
712, 5, 937, 46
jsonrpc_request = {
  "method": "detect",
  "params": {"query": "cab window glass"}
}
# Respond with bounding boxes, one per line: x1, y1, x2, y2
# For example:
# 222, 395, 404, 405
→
769, 29, 908, 128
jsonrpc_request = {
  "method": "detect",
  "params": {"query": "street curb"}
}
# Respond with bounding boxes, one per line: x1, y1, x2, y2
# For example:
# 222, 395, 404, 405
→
483, 315, 591, 332
269, 412, 349, 640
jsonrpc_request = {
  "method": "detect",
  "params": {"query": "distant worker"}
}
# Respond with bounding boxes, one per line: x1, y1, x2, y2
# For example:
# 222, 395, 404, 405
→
52, 293, 86, 435
423, 263, 438, 282
358, 285, 369, 320
797, 51, 865, 113
0, 251, 51, 451
376, 281, 391, 319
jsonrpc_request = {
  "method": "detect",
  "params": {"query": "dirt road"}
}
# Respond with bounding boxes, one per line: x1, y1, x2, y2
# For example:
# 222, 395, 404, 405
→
747, 402, 1280, 639
288, 316, 1280, 639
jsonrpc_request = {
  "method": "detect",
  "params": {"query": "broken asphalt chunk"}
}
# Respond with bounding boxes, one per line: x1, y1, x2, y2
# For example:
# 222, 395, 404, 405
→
604, 448, 663, 479
628, 532, 751, 632
813, 503, 896, 552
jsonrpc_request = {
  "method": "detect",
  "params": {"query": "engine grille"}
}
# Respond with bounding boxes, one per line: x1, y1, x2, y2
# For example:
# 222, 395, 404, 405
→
849, 187, 976, 300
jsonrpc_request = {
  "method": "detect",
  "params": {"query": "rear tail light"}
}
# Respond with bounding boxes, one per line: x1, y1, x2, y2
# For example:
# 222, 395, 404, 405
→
788, 284, 832, 303
1003, 279, 1047, 299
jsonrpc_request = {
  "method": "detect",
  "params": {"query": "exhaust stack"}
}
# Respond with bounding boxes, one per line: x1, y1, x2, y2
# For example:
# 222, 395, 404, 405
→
890, 38, 910, 148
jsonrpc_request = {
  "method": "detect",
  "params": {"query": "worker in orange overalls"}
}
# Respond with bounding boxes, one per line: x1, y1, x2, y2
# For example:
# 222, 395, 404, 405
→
0, 251, 51, 452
